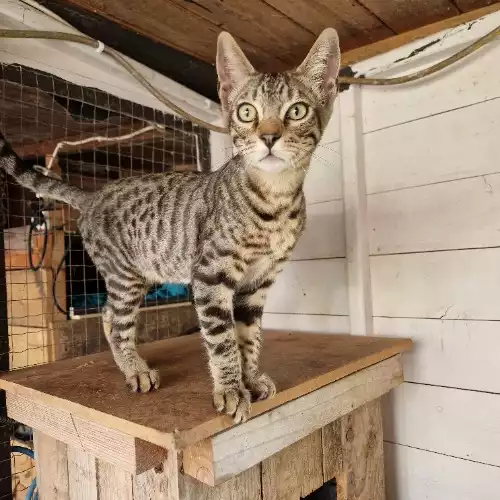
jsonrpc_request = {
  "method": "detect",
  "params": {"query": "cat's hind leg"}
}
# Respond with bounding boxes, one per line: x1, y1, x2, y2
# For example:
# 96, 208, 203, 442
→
103, 278, 159, 393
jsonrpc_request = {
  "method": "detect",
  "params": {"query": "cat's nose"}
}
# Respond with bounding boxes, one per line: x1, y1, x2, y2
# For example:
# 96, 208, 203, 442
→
257, 118, 283, 150
260, 133, 281, 149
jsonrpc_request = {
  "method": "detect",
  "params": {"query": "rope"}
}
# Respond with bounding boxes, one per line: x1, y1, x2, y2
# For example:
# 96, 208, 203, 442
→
0, 25, 498, 133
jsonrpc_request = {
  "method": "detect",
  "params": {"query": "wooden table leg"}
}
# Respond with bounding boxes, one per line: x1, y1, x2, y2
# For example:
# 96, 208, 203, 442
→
323, 399, 386, 500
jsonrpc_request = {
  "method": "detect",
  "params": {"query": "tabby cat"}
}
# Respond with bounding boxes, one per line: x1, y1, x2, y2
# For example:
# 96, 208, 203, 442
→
0, 29, 341, 423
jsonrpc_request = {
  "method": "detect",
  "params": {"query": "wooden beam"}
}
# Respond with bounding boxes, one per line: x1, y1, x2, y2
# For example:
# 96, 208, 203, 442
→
7, 392, 167, 474
182, 355, 403, 485
342, 3, 500, 66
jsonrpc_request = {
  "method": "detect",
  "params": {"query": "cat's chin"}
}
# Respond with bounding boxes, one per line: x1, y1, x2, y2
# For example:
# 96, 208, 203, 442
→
254, 156, 288, 173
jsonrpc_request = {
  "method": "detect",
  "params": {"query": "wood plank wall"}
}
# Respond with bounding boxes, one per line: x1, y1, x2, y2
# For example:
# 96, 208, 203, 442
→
256, 9, 500, 498
262, 106, 350, 334
358, 11, 500, 499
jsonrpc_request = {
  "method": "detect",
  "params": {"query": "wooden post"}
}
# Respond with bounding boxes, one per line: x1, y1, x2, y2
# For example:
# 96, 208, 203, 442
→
33, 431, 70, 500
323, 400, 386, 500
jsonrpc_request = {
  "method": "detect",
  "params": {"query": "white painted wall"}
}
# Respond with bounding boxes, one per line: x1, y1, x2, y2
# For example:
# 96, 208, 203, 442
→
352, 10, 500, 500
263, 104, 350, 334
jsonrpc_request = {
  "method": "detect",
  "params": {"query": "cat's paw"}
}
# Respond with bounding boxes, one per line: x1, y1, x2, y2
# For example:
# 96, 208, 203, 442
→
127, 369, 160, 393
213, 386, 251, 424
245, 373, 276, 402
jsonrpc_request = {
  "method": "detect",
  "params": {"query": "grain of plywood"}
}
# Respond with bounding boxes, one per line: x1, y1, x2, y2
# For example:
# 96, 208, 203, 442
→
0, 332, 411, 448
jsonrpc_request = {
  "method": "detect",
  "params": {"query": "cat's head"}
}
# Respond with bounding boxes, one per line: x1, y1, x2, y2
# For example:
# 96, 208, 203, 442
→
216, 29, 340, 174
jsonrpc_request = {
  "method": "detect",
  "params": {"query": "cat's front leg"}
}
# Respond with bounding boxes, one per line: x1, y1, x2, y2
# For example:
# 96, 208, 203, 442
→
234, 283, 276, 402
192, 267, 250, 424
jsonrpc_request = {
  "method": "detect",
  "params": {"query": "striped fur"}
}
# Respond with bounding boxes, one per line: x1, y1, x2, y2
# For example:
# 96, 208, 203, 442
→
0, 29, 340, 423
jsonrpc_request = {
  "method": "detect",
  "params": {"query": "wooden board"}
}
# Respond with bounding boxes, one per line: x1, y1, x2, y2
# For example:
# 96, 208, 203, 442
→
0, 332, 411, 449
385, 442, 500, 500
384, 382, 500, 468
364, 98, 500, 195
183, 355, 401, 485
265, 260, 349, 315
358, 11, 500, 136
357, 0, 458, 32
290, 200, 346, 261
261, 430, 323, 500
374, 317, 500, 394
33, 431, 70, 500
59, 0, 499, 76
371, 248, 500, 320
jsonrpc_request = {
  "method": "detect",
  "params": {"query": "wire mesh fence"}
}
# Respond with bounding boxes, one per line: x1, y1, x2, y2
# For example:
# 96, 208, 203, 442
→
0, 62, 208, 499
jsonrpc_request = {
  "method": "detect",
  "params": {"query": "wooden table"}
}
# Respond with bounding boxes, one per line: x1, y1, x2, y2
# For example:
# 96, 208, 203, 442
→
0, 331, 411, 500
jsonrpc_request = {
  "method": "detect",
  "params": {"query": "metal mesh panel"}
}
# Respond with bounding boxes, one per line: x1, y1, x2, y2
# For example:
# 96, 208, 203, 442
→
0, 62, 208, 499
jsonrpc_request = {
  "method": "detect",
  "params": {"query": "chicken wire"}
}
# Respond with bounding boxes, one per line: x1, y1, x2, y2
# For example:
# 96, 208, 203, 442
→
0, 62, 209, 499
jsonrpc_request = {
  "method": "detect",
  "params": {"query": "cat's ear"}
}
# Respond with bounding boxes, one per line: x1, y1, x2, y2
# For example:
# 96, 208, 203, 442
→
216, 32, 254, 115
296, 28, 341, 101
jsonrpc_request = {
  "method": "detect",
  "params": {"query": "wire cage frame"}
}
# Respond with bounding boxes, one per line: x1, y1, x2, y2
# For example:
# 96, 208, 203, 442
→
0, 61, 209, 499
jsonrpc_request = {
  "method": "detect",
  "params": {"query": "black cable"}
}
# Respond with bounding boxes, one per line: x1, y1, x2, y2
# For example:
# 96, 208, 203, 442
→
27, 200, 48, 272
52, 248, 69, 317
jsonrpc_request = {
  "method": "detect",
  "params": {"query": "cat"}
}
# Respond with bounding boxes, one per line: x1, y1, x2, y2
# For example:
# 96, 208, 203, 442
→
0, 28, 341, 423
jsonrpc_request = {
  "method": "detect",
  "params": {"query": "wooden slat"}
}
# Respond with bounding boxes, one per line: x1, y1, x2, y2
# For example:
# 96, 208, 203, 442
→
64, 0, 283, 70
455, 0, 500, 11
385, 442, 500, 500
96, 460, 133, 500
359, 11, 500, 135
183, 355, 402, 485
261, 430, 323, 500
322, 420, 345, 496
357, 0, 459, 32
262, 313, 350, 334
166, 0, 314, 68
312, 0, 395, 43
67, 448, 97, 500
265, 260, 348, 315
369, 172, 500, 255
0, 332, 411, 448
374, 317, 500, 394
384, 382, 500, 467
7, 392, 166, 474
33, 431, 70, 500
180, 461, 261, 500
322, 401, 385, 500
371, 248, 500, 320
342, 3, 500, 66
290, 200, 346, 260
365, 98, 500, 195
262, 0, 374, 51
343, 400, 385, 500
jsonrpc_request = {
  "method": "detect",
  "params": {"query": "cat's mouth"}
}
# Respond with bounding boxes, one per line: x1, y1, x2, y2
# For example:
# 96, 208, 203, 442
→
257, 154, 287, 172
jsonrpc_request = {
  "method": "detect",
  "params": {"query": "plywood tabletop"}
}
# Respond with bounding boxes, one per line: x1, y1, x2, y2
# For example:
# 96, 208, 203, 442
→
0, 331, 411, 449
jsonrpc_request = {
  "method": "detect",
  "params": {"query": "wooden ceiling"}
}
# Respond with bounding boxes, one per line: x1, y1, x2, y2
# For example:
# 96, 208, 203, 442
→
56, 0, 497, 72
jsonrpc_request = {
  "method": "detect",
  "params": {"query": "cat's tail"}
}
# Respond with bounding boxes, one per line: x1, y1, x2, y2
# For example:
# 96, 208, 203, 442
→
0, 131, 91, 211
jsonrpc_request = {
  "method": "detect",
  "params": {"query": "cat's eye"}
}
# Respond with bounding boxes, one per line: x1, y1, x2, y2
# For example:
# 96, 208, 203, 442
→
286, 102, 309, 121
237, 103, 257, 123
